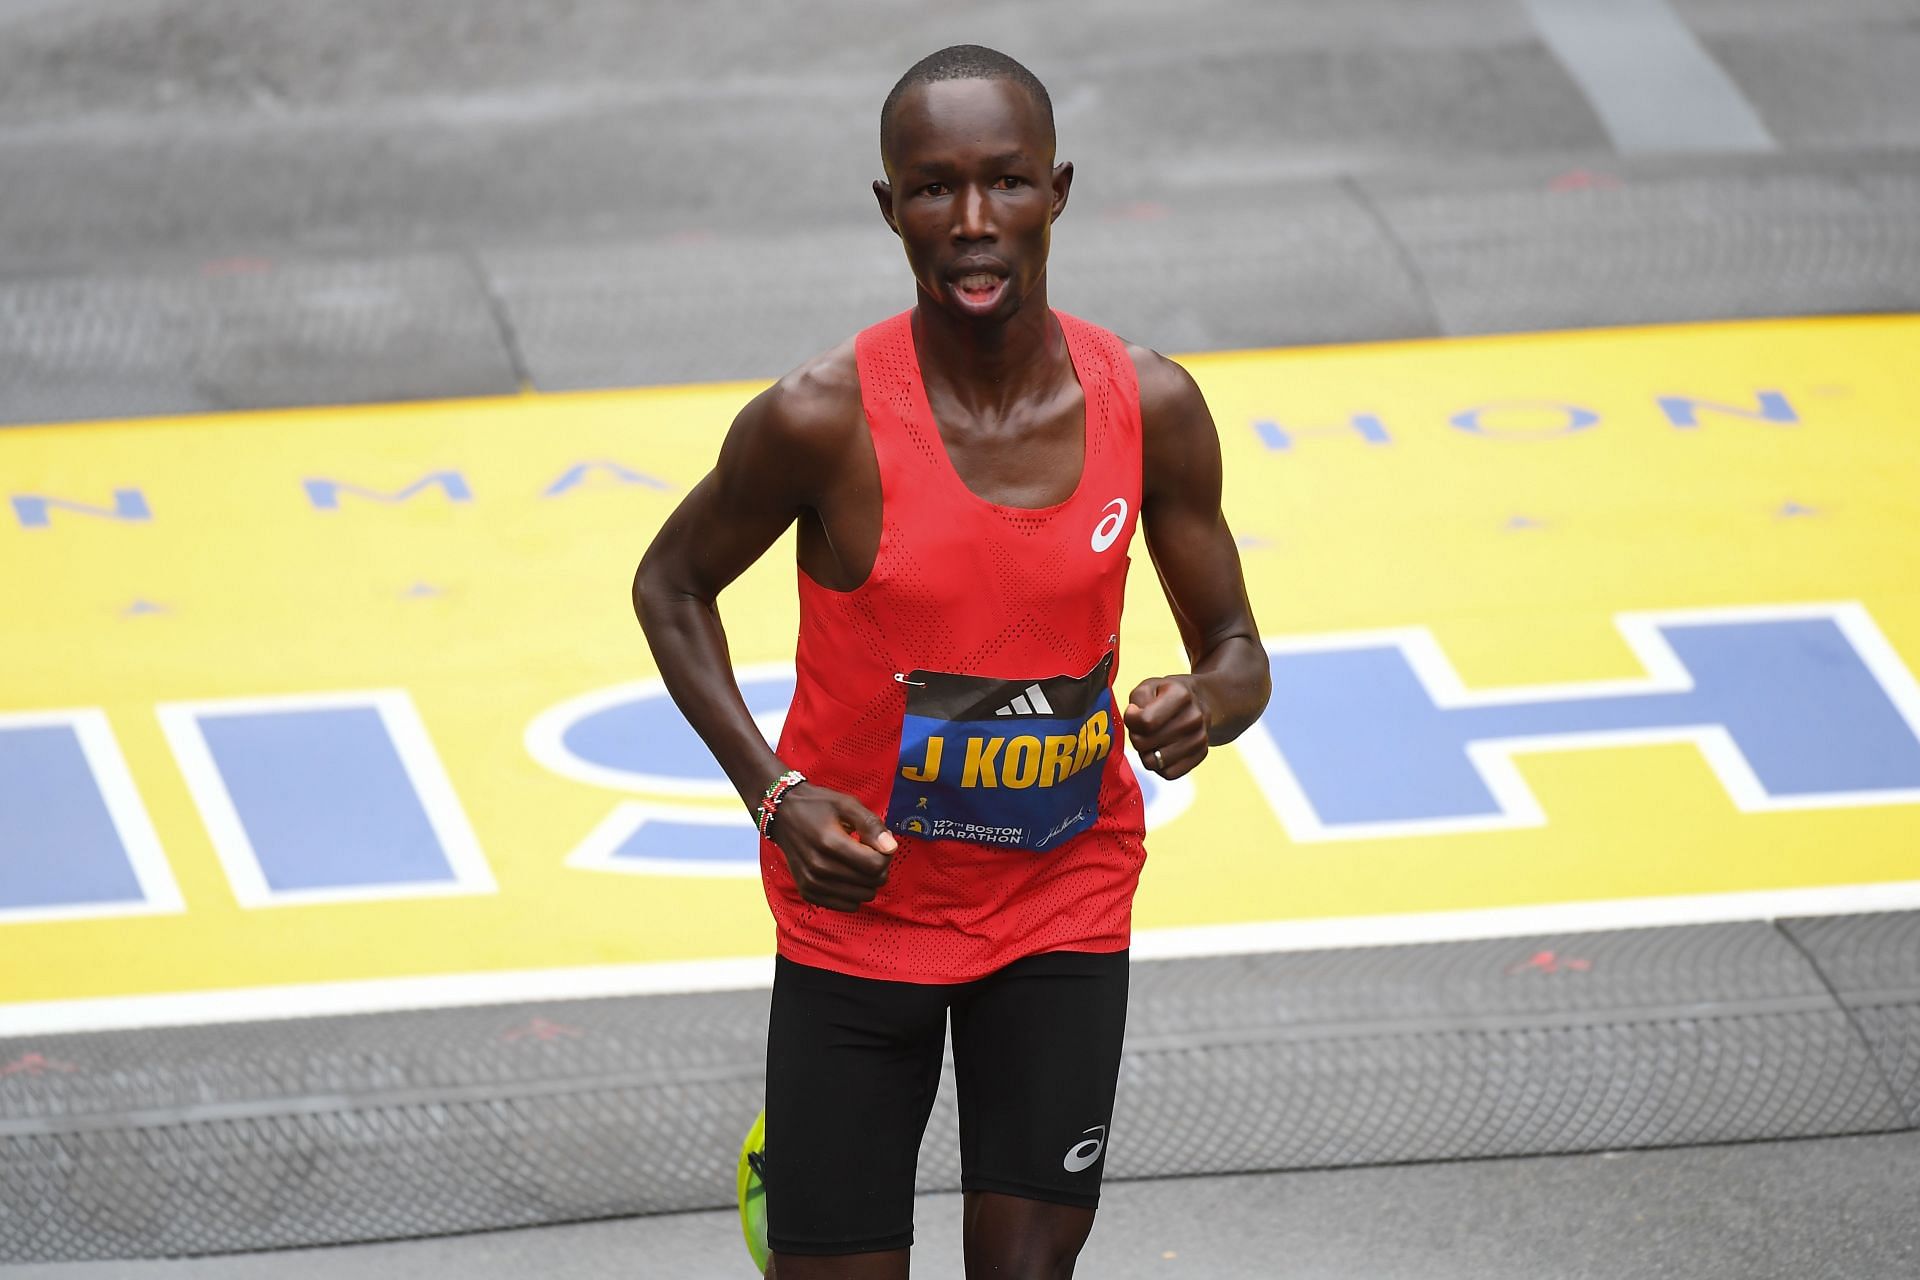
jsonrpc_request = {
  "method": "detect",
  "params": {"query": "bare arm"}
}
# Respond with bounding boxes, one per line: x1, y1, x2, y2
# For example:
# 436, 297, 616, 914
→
633, 351, 894, 909
634, 377, 817, 806
1121, 347, 1272, 778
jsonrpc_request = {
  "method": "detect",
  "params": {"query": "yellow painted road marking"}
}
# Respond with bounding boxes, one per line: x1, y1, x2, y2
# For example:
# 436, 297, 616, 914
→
2, 315, 1917, 1011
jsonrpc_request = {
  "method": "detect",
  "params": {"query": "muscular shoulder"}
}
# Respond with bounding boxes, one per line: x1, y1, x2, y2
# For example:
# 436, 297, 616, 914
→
756, 339, 864, 460
729, 338, 866, 496
1122, 342, 1214, 494
1124, 342, 1206, 430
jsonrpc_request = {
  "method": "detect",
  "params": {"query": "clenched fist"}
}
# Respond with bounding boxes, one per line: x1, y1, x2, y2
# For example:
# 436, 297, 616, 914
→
1122, 675, 1209, 780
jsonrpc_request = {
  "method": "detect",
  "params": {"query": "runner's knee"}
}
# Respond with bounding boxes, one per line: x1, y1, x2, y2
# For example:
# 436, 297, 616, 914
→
964, 1232, 1087, 1280
963, 1194, 1094, 1280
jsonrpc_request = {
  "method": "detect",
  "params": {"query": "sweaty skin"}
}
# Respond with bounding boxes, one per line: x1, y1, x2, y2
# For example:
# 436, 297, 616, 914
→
632, 74, 1270, 1280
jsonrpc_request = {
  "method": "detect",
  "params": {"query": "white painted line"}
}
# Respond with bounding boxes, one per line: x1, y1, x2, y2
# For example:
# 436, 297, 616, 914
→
155, 689, 496, 909
1130, 881, 1920, 960
0, 954, 778, 1037
0, 708, 185, 925
1527, 0, 1776, 154
6, 880, 1919, 1036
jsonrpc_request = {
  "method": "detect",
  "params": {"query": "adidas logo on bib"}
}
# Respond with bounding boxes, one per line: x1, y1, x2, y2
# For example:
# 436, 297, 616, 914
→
993, 684, 1055, 717
887, 653, 1117, 852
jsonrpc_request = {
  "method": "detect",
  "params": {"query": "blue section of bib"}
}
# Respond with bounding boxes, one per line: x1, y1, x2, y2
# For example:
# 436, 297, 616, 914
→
885, 690, 1114, 852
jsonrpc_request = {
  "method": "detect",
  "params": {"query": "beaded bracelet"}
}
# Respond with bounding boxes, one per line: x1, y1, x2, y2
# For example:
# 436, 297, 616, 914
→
756, 769, 807, 839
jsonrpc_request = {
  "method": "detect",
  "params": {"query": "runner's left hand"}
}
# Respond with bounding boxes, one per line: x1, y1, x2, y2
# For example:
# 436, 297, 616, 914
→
1123, 676, 1209, 780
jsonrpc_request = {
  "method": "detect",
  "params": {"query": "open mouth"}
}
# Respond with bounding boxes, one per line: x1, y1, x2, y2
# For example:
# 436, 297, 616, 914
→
950, 271, 1009, 310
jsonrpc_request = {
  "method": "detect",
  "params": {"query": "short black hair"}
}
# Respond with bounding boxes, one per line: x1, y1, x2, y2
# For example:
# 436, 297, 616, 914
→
880, 44, 1055, 166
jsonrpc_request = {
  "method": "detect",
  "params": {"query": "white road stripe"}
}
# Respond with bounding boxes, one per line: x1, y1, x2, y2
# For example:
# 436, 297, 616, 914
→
1526, 0, 1776, 154
5, 880, 1918, 1037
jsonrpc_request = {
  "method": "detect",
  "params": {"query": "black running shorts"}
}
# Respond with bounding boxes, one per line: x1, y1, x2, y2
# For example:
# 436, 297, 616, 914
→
762, 947, 1130, 1258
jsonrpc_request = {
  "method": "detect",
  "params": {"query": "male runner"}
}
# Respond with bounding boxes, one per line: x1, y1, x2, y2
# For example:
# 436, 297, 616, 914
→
634, 45, 1269, 1279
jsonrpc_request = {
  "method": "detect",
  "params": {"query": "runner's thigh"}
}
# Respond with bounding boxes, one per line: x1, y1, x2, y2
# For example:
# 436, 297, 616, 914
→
949, 948, 1130, 1207
764, 955, 949, 1257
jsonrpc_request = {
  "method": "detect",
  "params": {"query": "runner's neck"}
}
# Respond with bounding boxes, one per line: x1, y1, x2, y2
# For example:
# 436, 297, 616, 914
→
909, 286, 1070, 418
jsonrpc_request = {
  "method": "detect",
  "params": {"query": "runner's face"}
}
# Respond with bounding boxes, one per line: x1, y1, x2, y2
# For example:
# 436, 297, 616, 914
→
876, 78, 1070, 323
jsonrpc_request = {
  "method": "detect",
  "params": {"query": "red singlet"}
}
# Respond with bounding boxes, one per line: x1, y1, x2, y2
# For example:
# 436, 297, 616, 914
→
764, 309, 1148, 982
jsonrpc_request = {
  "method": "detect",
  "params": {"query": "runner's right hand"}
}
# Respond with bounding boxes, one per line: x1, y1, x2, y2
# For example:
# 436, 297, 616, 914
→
768, 783, 896, 912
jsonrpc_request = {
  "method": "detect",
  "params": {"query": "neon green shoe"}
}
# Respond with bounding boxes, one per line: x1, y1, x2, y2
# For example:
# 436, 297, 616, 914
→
735, 1107, 770, 1275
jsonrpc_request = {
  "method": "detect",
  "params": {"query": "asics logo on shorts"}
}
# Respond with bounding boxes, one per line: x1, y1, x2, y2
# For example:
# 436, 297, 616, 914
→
1063, 1124, 1106, 1172
1090, 498, 1127, 552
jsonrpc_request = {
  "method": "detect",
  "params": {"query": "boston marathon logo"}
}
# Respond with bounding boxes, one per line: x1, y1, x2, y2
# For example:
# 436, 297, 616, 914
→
888, 653, 1117, 851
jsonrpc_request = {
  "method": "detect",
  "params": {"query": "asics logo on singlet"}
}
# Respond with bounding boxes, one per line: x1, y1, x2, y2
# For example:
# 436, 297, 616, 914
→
1063, 1125, 1106, 1173
992, 683, 1055, 717
1090, 498, 1127, 553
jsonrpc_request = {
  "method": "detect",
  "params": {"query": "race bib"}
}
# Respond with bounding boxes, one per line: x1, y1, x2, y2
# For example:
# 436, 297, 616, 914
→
887, 652, 1117, 852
